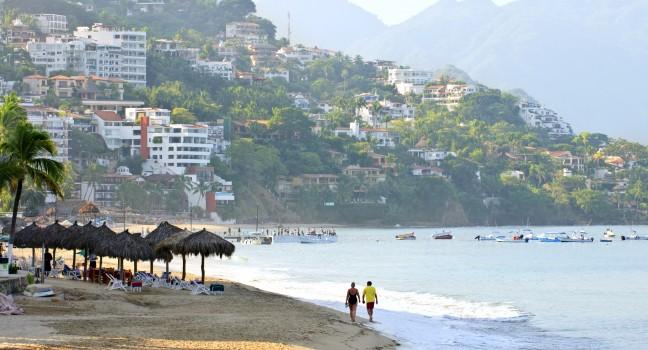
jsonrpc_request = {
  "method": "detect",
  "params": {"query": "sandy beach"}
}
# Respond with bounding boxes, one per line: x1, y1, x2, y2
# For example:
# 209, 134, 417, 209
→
1, 250, 397, 350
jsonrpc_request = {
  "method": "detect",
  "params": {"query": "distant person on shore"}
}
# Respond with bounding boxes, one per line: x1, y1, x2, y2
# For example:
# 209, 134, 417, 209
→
362, 281, 378, 322
44, 249, 53, 273
345, 282, 360, 322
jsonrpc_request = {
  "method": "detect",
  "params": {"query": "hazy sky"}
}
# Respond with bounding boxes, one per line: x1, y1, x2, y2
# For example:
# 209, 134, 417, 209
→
349, 0, 518, 25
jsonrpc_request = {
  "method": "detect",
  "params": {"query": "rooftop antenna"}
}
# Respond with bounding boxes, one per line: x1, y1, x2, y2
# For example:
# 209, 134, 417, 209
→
287, 11, 291, 45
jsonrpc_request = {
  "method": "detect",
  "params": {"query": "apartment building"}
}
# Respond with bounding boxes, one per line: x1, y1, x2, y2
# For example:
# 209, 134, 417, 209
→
335, 122, 400, 148
422, 82, 478, 110
32, 14, 68, 34
193, 60, 234, 80
26, 39, 88, 75
387, 68, 435, 95
519, 100, 573, 137
74, 24, 147, 86
25, 106, 72, 162
22, 75, 49, 97
225, 22, 267, 45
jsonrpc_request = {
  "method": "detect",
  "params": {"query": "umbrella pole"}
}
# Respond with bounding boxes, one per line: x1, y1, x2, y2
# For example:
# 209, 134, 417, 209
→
134, 260, 138, 273
182, 254, 186, 280
165, 261, 169, 273
31, 248, 35, 267
149, 260, 153, 274
53, 248, 56, 264
72, 249, 76, 268
83, 250, 88, 281
201, 254, 205, 284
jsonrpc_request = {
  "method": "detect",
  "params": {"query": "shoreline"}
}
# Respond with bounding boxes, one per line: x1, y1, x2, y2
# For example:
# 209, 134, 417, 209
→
2, 249, 399, 350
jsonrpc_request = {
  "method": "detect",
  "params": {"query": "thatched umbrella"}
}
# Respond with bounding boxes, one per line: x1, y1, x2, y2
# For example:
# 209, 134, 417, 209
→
14, 223, 43, 267
145, 221, 183, 273
91, 223, 117, 271
96, 230, 153, 279
42, 220, 69, 262
154, 229, 194, 280
59, 221, 83, 268
174, 228, 235, 283
78, 202, 100, 223
59, 221, 97, 281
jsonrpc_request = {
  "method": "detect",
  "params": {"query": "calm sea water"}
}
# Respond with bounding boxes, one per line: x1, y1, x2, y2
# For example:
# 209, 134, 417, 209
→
168, 226, 648, 350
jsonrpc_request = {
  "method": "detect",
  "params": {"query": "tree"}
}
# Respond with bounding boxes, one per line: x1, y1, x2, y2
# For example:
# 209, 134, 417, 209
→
0, 121, 65, 261
171, 107, 198, 124
0, 93, 27, 137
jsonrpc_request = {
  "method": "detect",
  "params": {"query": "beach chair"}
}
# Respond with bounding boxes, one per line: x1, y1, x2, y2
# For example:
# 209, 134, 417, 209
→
190, 281, 210, 296
63, 265, 81, 280
106, 274, 127, 292
171, 277, 192, 291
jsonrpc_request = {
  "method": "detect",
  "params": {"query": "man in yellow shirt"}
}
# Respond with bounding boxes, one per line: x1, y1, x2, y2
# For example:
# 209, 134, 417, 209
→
362, 281, 378, 322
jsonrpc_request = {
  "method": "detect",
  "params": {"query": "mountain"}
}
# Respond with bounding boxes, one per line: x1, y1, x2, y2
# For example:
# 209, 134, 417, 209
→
254, 0, 387, 50
258, 0, 648, 142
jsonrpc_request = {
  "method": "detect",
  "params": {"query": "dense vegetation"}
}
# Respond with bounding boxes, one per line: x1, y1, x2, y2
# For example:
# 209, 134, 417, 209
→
3, 0, 648, 226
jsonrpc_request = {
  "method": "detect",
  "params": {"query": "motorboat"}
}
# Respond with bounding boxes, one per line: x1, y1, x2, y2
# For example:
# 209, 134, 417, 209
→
621, 232, 648, 240
272, 234, 302, 243
433, 231, 453, 240
300, 233, 338, 244
603, 228, 616, 238
520, 228, 536, 240
475, 233, 505, 241
537, 232, 569, 243
496, 237, 529, 243
558, 230, 594, 243
396, 232, 416, 240
241, 231, 273, 245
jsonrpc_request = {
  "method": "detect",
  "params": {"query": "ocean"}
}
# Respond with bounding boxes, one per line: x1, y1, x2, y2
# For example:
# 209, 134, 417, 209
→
168, 226, 648, 349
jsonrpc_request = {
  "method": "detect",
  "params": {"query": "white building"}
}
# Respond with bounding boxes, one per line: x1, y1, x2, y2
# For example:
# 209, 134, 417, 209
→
422, 82, 478, 110
357, 100, 416, 127
25, 106, 72, 163
26, 39, 88, 75
408, 148, 456, 166
93, 109, 211, 175
193, 60, 234, 80
519, 100, 573, 137
32, 14, 68, 34
225, 22, 266, 45
263, 68, 290, 82
276, 46, 332, 65
74, 24, 147, 86
387, 68, 435, 95
335, 122, 400, 148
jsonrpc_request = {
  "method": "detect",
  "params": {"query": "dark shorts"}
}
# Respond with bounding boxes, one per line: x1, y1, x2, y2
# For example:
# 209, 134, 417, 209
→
366, 302, 375, 310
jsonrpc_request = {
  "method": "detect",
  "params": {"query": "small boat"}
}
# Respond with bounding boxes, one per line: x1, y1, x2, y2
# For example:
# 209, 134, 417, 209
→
241, 231, 273, 245
475, 234, 505, 241
537, 232, 569, 243
621, 232, 648, 241
433, 231, 453, 240
603, 228, 616, 238
559, 231, 594, 243
300, 233, 338, 244
496, 237, 529, 243
520, 228, 536, 240
600, 237, 614, 243
396, 232, 416, 240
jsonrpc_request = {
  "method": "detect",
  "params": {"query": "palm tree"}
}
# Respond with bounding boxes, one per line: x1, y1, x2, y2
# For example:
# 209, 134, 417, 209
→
0, 121, 65, 261
0, 93, 27, 137
192, 180, 211, 218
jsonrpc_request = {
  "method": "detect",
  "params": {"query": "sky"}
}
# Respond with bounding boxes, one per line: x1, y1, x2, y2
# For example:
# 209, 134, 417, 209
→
349, 0, 518, 25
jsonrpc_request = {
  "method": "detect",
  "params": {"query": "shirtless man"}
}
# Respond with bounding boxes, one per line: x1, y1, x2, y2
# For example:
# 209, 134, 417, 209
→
345, 282, 360, 322
362, 281, 378, 322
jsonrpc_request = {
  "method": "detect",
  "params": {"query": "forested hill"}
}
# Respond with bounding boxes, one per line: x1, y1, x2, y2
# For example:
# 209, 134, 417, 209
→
3, 0, 648, 226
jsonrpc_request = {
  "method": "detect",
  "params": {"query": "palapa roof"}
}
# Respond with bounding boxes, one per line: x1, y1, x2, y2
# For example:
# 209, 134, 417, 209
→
42, 220, 69, 248
145, 221, 184, 246
154, 229, 194, 261
78, 202, 101, 215
13, 223, 43, 248
174, 228, 235, 258
95, 230, 154, 261
60, 222, 97, 250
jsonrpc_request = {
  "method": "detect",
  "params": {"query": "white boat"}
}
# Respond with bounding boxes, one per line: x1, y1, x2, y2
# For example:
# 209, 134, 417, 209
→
537, 232, 569, 243
272, 235, 302, 243
300, 234, 338, 244
603, 228, 616, 238
475, 234, 505, 241
621, 232, 648, 241
559, 231, 594, 243
396, 232, 416, 240
496, 237, 529, 243
241, 232, 273, 245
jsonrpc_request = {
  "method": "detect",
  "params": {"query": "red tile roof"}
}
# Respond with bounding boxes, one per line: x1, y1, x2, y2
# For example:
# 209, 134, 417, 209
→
94, 110, 122, 121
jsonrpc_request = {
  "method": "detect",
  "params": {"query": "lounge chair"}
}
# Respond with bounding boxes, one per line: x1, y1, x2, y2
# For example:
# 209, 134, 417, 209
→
209, 283, 224, 295
190, 281, 210, 296
106, 274, 127, 292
